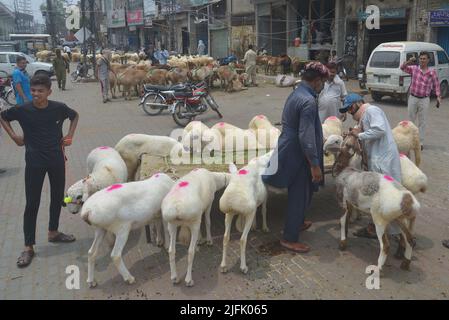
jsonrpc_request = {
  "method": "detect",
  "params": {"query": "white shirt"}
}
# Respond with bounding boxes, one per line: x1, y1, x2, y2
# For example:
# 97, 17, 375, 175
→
320, 75, 347, 101
64, 46, 71, 53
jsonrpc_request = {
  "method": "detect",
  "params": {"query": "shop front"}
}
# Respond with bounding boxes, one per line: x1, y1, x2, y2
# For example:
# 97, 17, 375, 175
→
430, 9, 449, 54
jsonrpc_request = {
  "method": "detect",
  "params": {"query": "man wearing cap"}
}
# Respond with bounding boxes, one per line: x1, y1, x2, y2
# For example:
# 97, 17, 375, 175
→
262, 62, 328, 253
340, 93, 402, 239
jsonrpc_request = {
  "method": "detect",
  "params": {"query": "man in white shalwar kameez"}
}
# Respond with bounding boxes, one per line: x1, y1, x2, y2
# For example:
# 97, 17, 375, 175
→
339, 94, 403, 244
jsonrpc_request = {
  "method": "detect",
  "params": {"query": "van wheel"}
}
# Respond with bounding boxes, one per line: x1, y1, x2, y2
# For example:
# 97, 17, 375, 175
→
441, 81, 448, 98
371, 91, 383, 102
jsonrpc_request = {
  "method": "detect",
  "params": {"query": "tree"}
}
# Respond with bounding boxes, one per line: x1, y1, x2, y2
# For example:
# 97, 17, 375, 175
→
40, 0, 68, 43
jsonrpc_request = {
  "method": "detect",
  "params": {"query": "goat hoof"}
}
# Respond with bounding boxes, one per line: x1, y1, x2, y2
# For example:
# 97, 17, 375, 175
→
220, 266, 228, 273
400, 259, 411, 271
240, 266, 248, 274
171, 277, 180, 284
262, 227, 270, 233
206, 240, 213, 246
339, 240, 347, 251
185, 279, 195, 287
125, 276, 136, 285
88, 280, 97, 288
156, 240, 164, 247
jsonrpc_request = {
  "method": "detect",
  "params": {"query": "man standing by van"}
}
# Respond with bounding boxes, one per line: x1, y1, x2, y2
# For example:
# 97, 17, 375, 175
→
401, 52, 442, 150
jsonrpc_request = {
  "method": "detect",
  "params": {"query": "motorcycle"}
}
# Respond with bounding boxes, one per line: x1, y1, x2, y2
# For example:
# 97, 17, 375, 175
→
139, 81, 223, 127
140, 83, 191, 116
0, 72, 16, 106
170, 81, 223, 127
71, 62, 93, 83
335, 56, 349, 81
358, 64, 367, 89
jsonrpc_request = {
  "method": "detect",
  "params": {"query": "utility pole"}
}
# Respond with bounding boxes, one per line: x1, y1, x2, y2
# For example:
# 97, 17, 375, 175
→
89, 0, 96, 77
81, 0, 87, 62
46, 0, 57, 47
168, 0, 177, 52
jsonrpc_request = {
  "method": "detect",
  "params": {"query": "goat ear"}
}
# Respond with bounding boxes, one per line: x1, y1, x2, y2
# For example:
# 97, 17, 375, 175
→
229, 163, 238, 174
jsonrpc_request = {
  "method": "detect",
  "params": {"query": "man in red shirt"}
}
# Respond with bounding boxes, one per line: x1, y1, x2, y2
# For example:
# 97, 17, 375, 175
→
400, 52, 442, 150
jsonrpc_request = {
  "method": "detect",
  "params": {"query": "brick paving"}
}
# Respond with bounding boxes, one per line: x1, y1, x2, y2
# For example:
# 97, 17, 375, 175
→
0, 75, 448, 300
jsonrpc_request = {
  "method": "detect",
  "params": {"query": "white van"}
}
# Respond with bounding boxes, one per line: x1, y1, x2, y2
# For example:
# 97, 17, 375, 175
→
366, 42, 449, 103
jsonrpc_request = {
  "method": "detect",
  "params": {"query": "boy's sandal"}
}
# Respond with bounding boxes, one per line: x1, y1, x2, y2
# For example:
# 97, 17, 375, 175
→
49, 232, 76, 243
17, 250, 34, 268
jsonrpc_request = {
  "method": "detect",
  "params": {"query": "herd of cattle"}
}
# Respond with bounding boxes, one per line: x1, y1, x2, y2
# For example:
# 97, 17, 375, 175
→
34, 49, 309, 98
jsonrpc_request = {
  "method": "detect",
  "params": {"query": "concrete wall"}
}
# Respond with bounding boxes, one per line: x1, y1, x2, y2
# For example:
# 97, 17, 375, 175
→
232, 0, 254, 15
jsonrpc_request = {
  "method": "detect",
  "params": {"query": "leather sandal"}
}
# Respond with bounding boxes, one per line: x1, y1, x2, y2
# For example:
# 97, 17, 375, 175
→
17, 250, 35, 268
280, 240, 310, 253
49, 232, 76, 243
300, 220, 313, 232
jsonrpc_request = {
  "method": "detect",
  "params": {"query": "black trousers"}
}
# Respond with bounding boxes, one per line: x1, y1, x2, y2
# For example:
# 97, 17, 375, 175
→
24, 164, 65, 247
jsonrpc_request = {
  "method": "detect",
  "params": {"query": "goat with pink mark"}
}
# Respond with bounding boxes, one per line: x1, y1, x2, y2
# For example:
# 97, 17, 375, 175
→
64, 146, 128, 214
80, 173, 175, 287
333, 134, 420, 274
161, 168, 229, 287
219, 155, 269, 275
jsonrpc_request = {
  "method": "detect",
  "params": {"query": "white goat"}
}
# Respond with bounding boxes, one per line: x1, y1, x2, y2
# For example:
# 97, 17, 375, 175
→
392, 121, 421, 167
248, 115, 281, 150
219, 159, 268, 275
322, 116, 343, 141
115, 134, 184, 181
64, 146, 128, 214
161, 169, 229, 287
81, 173, 175, 287
399, 153, 427, 194
211, 122, 264, 152
334, 135, 419, 273
181, 121, 222, 153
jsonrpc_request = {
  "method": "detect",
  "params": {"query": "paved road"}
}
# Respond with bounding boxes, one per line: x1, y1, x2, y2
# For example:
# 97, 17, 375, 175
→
0, 76, 448, 300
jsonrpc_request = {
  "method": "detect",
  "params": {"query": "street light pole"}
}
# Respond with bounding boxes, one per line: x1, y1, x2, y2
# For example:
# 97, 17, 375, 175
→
89, 0, 96, 77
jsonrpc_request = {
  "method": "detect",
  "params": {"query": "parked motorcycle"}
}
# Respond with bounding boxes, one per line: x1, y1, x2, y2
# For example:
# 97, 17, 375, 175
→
171, 81, 223, 127
0, 71, 16, 106
335, 55, 349, 81
71, 62, 93, 83
358, 64, 366, 89
139, 81, 223, 127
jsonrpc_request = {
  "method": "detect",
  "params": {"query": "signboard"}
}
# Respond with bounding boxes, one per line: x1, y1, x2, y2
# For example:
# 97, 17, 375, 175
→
74, 27, 92, 43
144, 17, 153, 27
128, 0, 144, 26
358, 8, 406, 21
430, 10, 449, 26
143, 0, 157, 17
106, 0, 126, 28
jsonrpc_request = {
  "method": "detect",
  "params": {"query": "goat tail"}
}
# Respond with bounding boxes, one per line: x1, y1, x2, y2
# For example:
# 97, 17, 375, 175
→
81, 210, 92, 226
236, 215, 245, 233
178, 226, 191, 246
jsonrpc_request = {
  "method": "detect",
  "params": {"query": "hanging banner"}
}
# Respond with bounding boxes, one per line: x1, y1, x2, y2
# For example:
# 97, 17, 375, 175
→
143, 0, 157, 17
106, 0, 126, 28
128, 0, 144, 26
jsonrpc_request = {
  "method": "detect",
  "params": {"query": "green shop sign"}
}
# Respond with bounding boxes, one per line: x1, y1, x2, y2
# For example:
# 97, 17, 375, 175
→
358, 8, 406, 21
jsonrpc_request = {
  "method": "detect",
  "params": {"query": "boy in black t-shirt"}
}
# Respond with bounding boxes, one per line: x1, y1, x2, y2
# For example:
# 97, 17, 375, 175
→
0, 75, 79, 268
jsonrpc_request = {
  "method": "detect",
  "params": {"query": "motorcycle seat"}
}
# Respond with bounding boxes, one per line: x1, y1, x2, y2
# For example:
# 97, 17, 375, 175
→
175, 92, 193, 98
145, 84, 189, 92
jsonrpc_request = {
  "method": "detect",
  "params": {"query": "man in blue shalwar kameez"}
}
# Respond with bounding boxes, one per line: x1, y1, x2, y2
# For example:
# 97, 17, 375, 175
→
263, 62, 329, 253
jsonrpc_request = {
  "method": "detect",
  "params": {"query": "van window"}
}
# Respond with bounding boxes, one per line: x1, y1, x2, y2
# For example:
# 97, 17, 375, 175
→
369, 51, 400, 68
0, 54, 8, 63
438, 51, 449, 64
9, 54, 19, 64
406, 52, 419, 65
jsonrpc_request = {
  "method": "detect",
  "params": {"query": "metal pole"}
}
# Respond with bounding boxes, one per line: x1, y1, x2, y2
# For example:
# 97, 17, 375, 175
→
89, 0, 96, 77
81, 0, 87, 63
46, 0, 57, 48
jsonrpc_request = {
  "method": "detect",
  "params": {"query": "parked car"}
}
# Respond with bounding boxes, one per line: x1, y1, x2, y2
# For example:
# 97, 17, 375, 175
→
366, 41, 449, 103
0, 52, 54, 78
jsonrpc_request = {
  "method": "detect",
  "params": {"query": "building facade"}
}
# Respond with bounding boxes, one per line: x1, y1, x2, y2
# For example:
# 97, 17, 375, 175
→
0, 2, 15, 41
